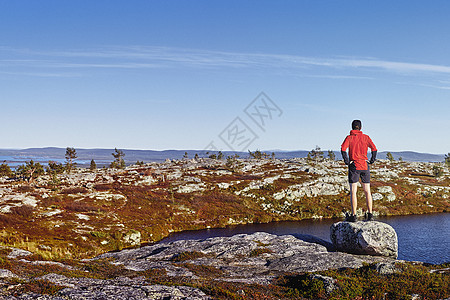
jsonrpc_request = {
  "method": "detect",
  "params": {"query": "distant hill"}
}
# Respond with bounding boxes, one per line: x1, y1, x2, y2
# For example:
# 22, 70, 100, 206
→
0, 148, 446, 166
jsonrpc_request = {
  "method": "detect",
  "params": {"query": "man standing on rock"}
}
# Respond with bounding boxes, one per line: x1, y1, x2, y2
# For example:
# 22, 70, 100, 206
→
341, 120, 377, 221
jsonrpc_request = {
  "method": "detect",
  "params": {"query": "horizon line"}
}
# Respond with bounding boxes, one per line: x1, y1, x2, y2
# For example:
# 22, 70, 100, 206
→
0, 147, 446, 156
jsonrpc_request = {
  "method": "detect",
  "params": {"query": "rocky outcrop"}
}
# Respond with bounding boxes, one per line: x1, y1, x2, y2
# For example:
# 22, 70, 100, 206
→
3, 276, 210, 300
0, 232, 406, 299
96, 232, 394, 285
330, 221, 398, 258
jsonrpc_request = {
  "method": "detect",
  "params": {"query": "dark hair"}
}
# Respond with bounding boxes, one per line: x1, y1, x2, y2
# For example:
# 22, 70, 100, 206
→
352, 120, 362, 130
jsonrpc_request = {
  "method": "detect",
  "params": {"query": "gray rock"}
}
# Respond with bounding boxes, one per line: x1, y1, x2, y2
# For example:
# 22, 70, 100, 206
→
372, 193, 383, 201
123, 230, 141, 246
0, 268, 19, 279
98, 232, 394, 284
330, 221, 398, 258
36, 274, 210, 300
373, 261, 401, 275
377, 186, 396, 201
7, 248, 33, 259
58, 282, 210, 300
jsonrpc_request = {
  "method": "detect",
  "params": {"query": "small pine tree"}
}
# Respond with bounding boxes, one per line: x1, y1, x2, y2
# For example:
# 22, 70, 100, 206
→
248, 149, 262, 159
183, 152, 188, 159
327, 150, 336, 161
432, 165, 443, 178
217, 151, 224, 160
90, 159, 97, 171
445, 153, 450, 167
111, 148, 126, 169
226, 154, 240, 172
17, 160, 44, 182
308, 146, 324, 162
386, 152, 394, 162
65, 147, 78, 173
0, 161, 12, 178
47, 161, 64, 175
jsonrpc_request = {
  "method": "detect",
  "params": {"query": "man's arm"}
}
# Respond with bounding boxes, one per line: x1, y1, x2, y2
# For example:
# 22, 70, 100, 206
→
367, 136, 377, 164
341, 151, 350, 165
369, 150, 377, 164
341, 136, 350, 165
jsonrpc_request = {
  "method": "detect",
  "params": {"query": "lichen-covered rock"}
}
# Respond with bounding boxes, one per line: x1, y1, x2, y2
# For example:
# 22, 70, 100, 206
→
8, 274, 210, 300
372, 261, 402, 275
123, 229, 141, 246
0, 268, 19, 279
7, 248, 33, 259
97, 232, 394, 284
330, 221, 398, 258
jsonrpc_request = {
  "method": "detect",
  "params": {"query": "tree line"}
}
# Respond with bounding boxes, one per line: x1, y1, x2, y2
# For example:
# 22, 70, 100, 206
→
0, 147, 128, 182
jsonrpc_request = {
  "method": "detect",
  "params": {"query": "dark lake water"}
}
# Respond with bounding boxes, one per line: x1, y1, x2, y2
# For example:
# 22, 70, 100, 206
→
160, 213, 449, 264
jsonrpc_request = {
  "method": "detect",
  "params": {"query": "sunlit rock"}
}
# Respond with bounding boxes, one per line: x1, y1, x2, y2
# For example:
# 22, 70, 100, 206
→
330, 221, 398, 258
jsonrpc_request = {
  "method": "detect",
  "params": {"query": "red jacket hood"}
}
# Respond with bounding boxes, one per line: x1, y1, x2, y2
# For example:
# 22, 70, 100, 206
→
350, 130, 362, 136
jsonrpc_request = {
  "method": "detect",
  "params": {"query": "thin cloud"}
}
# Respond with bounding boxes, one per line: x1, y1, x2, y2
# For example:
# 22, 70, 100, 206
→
0, 70, 81, 78
419, 83, 450, 90
3, 45, 450, 78
298, 74, 374, 80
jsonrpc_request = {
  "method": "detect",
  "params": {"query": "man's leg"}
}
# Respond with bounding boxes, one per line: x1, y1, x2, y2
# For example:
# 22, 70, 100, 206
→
363, 183, 373, 213
350, 182, 359, 215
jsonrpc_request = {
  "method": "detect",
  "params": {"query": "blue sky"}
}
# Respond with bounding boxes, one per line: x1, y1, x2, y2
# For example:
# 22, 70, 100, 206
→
1, 1, 450, 153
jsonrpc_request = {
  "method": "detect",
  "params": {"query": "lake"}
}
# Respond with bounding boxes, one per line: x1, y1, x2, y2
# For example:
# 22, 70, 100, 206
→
160, 213, 449, 264
0, 156, 109, 168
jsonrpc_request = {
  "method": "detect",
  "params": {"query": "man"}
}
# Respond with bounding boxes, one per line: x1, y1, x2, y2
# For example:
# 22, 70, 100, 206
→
341, 120, 377, 221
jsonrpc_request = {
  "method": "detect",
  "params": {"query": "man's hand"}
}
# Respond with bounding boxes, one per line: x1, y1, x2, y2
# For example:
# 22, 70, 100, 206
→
341, 151, 350, 165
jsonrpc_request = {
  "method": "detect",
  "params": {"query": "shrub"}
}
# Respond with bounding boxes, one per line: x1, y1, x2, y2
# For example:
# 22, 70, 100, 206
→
0, 214, 19, 226
0, 162, 13, 178
64, 201, 101, 212
60, 187, 88, 194
47, 161, 64, 175
10, 205, 34, 218
17, 185, 34, 192
171, 251, 207, 262
433, 165, 444, 178
17, 160, 45, 182
94, 184, 113, 191
249, 247, 274, 257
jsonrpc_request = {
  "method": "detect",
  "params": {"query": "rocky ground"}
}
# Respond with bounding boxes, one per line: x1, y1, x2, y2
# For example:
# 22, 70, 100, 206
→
0, 157, 448, 259
0, 157, 448, 298
0, 231, 448, 299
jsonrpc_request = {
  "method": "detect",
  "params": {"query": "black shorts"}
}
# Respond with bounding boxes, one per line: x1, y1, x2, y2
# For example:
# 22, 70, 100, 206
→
348, 163, 370, 183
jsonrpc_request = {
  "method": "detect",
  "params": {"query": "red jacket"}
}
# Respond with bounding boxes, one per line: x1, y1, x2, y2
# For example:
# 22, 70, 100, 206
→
341, 130, 377, 170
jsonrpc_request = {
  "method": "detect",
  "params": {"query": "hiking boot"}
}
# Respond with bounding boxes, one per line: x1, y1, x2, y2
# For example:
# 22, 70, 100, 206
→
366, 212, 373, 221
346, 214, 357, 222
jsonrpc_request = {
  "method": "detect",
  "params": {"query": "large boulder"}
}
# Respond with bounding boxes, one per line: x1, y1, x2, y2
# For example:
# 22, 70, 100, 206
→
330, 221, 398, 258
